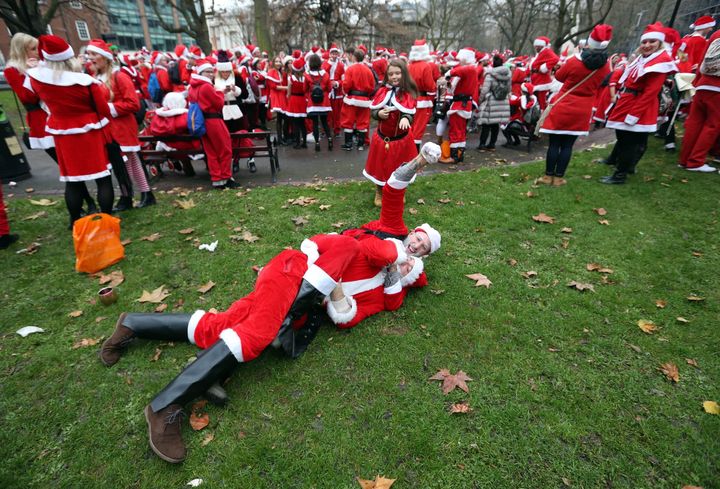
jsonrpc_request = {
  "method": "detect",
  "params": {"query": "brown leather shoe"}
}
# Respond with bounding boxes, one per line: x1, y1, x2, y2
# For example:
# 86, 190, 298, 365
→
145, 404, 187, 463
534, 175, 553, 185
99, 313, 135, 367
552, 177, 567, 187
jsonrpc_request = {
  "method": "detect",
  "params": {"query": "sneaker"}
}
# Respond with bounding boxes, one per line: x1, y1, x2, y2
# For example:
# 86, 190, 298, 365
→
247, 158, 257, 173
144, 404, 187, 463
664, 143, 676, 151
224, 179, 241, 189
686, 164, 716, 173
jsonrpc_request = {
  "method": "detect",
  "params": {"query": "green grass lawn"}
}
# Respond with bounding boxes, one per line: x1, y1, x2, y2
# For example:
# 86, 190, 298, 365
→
1, 139, 718, 488
0, 88, 25, 135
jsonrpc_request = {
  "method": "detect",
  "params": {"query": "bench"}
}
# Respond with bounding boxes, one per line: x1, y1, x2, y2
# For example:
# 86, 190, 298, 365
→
138, 130, 280, 183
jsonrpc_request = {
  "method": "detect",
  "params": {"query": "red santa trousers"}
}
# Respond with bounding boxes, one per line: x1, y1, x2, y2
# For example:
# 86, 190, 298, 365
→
202, 119, 232, 182
536, 91, 549, 111
188, 235, 359, 362
340, 104, 370, 132
448, 113, 468, 148
0, 183, 9, 236
330, 98, 344, 135
679, 90, 720, 168
411, 107, 432, 145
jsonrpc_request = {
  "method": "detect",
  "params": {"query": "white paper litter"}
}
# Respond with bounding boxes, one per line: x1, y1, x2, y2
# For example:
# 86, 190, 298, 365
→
8, 181, 16, 187
17, 326, 44, 337
198, 240, 218, 252
187, 479, 203, 487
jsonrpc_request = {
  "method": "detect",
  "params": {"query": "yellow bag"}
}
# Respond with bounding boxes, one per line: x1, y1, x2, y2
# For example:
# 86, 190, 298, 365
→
73, 213, 125, 273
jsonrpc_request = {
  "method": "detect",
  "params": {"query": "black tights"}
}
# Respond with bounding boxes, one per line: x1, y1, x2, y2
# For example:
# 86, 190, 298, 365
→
607, 129, 649, 174
309, 113, 331, 143
46, 147, 95, 206
290, 117, 306, 146
545, 134, 578, 177
65, 176, 113, 222
479, 124, 499, 147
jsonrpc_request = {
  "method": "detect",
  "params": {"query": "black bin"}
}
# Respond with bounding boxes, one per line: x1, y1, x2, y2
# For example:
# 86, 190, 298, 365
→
0, 104, 32, 181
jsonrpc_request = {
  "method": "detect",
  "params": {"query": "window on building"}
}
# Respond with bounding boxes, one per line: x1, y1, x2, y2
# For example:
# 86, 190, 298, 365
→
76, 20, 90, 41
69, 1, 83, 8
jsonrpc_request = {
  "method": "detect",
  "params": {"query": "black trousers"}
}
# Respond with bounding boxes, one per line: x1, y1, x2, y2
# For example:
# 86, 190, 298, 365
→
545, 134, 578, 177
607, 129, 649, 174
479, 123, 499, 147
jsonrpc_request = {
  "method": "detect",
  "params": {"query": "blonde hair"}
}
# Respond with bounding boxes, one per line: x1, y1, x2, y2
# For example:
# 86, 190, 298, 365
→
44, 58, 83, 84
7, 33, 38, 74
91, 56, 115, 101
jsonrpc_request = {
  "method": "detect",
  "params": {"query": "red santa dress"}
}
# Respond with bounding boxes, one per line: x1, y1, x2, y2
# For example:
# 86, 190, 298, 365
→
265, 68, 287, 114
540, 54, 610, 136
25, 66, 111, 181
285, 74, 308, 118
4, 65, 54, 149
529, 47, 560, 109
322, 58, 345, 134
364, 86, 418, 185
102, 70, 141, 152
593, 66, 624, 123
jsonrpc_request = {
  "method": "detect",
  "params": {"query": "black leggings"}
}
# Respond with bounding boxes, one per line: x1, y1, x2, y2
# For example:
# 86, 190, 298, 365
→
289, 117, 306, 145
607, 130, 649, 173
65, 176, 113, 221
545, 134, 578, 177
479, 124, 499, 146
46, 148, 95, 206
308, 113, 331, 143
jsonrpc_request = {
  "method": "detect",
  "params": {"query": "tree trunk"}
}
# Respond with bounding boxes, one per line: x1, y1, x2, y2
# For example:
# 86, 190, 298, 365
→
254, 0, 272, 52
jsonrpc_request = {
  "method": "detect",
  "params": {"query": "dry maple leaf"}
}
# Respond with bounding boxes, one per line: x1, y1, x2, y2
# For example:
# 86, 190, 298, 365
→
331, 221, 345, 228
676, 317, 689, 323
201, 432, 215, 446
658, 362, 679, 383
29, 198, 58, 206
508, 258, 518, 266
568, 281, 594, 292
197, 281, 216, 294
417, 198, 426, 205
174, 199, 196, 209
561, 227, 573, 233
189, 412, 209, 431
637, 319, 657, 334
120, 238, 132, 246
526, 191, 537, 198
95, 316, 107, 323
703, 401, 720, 415
598, 219, 610, 225
22, 211, 47, 221
140, 233, 161, 242
318, 204, 331, 210
586, 263, 613, 274
72, 337, 100, 349
655, 299, 667, 309
241, 230, 259, 243
150, 348, 162, 362
178, 228, 194, 235
291, 216, 309, 226
466, 273, 492, 288
68, 310, 83, 318
522, 271, 537, 279
686, 358, 699, 368
532, 213, 555, 224
442, 371, 473, 394
438, 198, 452, 204
155, 303, 168, 313
449, 401, 473, 414
429, 369, 451, 381
137, 285, 170, 303
593, 207, 607, 216
408, 207, 418, 215
98, 270, 124, 288
357, 476, 396, 489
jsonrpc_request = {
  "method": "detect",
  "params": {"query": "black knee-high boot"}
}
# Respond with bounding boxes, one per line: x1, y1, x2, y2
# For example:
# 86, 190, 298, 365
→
274, 279, 328, 359
100, 313, 192, 366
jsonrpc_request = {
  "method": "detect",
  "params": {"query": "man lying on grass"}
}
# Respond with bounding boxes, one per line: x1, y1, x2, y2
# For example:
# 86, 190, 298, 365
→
98, 143, 442, 464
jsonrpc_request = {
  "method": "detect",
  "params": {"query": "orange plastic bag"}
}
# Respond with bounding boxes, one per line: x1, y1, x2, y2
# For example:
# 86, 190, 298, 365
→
73, 213, 125, 273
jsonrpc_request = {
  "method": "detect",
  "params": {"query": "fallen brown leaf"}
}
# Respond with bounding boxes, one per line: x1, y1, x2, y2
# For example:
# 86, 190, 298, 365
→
429, 369, 473, 394
561, 238, 570, 249
95, 316, 107, 323
318, 204, 331, 210
72, 337, 100, 349
593, 207, 607, 216
525, 191, 537, 198
687, 295, 705, 302
68, 310, 83, 318
197, 281, 216, 294
22, 211, 47, 221
189, 412, 209, 431
676, 317, 689, 323
658, 362, 679, 383
568, 281, 594, 292
532, 212, 555, 224
174, 199, 196, 209
357, 476, 396, 489
466, 273, 492, 288
508, 258, 518, 266
691, 251, 703, 257
240, 230, 259, 243
638, 319, 658, 334
137, 285, 170, 303
655, 299, 666, 309
561, 227, 573, 233
140, 233, 161, 242
437, 198, 452, 204
417, 198, 426, 205
98, 270, 124, 288
150, 348, 162, 362
178, 228, 195, 234
598, 219, 610, 225
155, 303, 168, 313
408, 207, 418, 215
586, 263, 613, 274
703, 401, 719, 414
449, 401, 472, 414
522, 271, 537, 279
201, 432, 215, 446
291, 216, 309, 226
686, 358, 699, 368
120, 238, 132, 246
628, 344, 642, 353
29, 198, 58, 206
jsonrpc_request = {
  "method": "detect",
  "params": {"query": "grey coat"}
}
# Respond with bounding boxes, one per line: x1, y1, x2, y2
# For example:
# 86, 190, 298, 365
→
478, 65, 511, 125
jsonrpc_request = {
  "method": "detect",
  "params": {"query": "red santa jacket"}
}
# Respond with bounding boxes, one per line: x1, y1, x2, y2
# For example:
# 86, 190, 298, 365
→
509, 93, 537, 123
104, 70, 141, 152
696, 31, 720, 93
322, 59, 345, 98
342, 62, 376, 108
304, 70, 332, 112
155, 66, 173, 93
679, 33, 709, 72
447, 65, 479, 118
408, 60, 437, 109
369, 86, 416, 138
529, 47, 560, 91
4, 65, 53, 149
372, 58, 388, 82
511, 67, 527, 96
606, 49, 678, 132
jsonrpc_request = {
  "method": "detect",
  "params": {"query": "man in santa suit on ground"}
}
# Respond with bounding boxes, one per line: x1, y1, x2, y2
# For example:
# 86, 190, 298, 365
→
678, 15, 716, 72
408, 40, 438, 150
322, 44, 345, 137
528, 36, 560, 109
442, 48, 478, 163
340, 48, 376, 151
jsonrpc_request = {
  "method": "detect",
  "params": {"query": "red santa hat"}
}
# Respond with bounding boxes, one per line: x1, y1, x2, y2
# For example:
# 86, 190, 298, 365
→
640, 22, 666, 42
122, 54, 138, 66
387, 48, 396, 56
587, 24, 613, 50
216, 50, 233, 72
409, 39, 430, 61
246, 44, 257, 54
195, 58, 215, 74
311, 45, 321, 54
328, 43, 341, 53
374, 45, 386, 55
690, 15, 716, 30
189, 45, 202, 59
357, 44, 368, 54
399, 52, 407, 60
521, 82, 535, 94
236, 53, 252, 65
86, 39, 114, 60
291, 57, 305, 71
456, 47, 475, 64
414, 223, 441, 254
533, 36, 551, 48
174, 44, 188, 58
292, 49, 302, 59
322, 51, 330, 60
38, 35, 74, 62
663, 27, 681, 47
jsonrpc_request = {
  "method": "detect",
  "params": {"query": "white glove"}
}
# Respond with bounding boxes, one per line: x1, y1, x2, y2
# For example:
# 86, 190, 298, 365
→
420, 142, 441, 164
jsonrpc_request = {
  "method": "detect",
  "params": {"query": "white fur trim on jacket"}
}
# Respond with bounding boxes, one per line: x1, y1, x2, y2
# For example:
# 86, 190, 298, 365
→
341, 271, 385, 296
58, 163, 112, 182
416, 99, 434, 108
300, 238, 320, 265
386, 238, 408, 265
26, 66, 99, 87
326, 295, 358, 325
363, 168, 386, 186
384, 281, 403, 295
303, 264, 337, 295
219, 329, 245, 362
343, 97, 372, 108
108, 103, 119, 118
187, 309, 206, 344
369, 89, 416, 114
28, 135, 55, 149
45, 118, 109, 135
605, 120, 657, 132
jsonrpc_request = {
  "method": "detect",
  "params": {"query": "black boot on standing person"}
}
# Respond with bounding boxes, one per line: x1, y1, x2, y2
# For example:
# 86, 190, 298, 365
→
355, 130, 365, 151
342, 131, 354, 151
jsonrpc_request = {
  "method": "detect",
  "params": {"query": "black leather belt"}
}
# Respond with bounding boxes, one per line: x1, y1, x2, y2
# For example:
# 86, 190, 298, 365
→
621, 88, 642, 95
377, 129, 408, 141
203, 113, 222, 119
24, 102, 42, 111
452, 95, 472, 103
349, 90, 370, 97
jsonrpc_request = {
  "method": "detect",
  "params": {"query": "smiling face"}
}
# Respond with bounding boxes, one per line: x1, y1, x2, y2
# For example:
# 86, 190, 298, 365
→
404, 230, 431, 257
387, 65, 402, 87
398, 256, 415, 276
87, 50, 109, 72
200, 68, 214, 79
640, 39, 661, 56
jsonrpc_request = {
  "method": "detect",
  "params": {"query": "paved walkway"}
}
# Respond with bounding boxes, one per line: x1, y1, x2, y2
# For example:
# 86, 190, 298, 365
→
2, 126, 615, 196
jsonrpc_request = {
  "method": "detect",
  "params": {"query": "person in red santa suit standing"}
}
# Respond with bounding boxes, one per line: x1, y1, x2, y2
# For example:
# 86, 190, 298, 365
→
678, 30, 720, 173
364, 59, 418, 207
408, 40, 438, 151
678, 16, 716, 73
323, 44, 345, 138
285, 57, 309, 149
528, 36, 560, 109
341, 48, 376, 151
25, 35, 114, 226
601, 23, 678, 184
305, 53, 333, 152
152, 52, 173, 99
442, 47, 478, 163
188, 59, 239, 189
537, 25, 612, 186
99, 232, 361, 463
87, 39, 156, 209
265, 55, 290, 144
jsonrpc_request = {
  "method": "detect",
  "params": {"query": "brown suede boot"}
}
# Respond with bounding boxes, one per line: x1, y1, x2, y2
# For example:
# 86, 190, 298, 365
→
374, 185, 382, 207
144, 404, 187, 463
552, 177, 567, 187
99, 313, 135, 367
534, 175, 553, 185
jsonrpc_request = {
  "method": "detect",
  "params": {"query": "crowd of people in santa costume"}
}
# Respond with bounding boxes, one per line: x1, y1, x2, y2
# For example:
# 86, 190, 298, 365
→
2, 14, 720, 246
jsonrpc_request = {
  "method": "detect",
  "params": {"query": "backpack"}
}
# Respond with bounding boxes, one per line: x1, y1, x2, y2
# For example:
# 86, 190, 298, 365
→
187, 102, 206, 137
147, 72, 164, 104
490, 77, 509, 100
310, 76, 324, 103
168, 62, 182, 85
523, 102, 541, 125
700, 38, 720, 76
